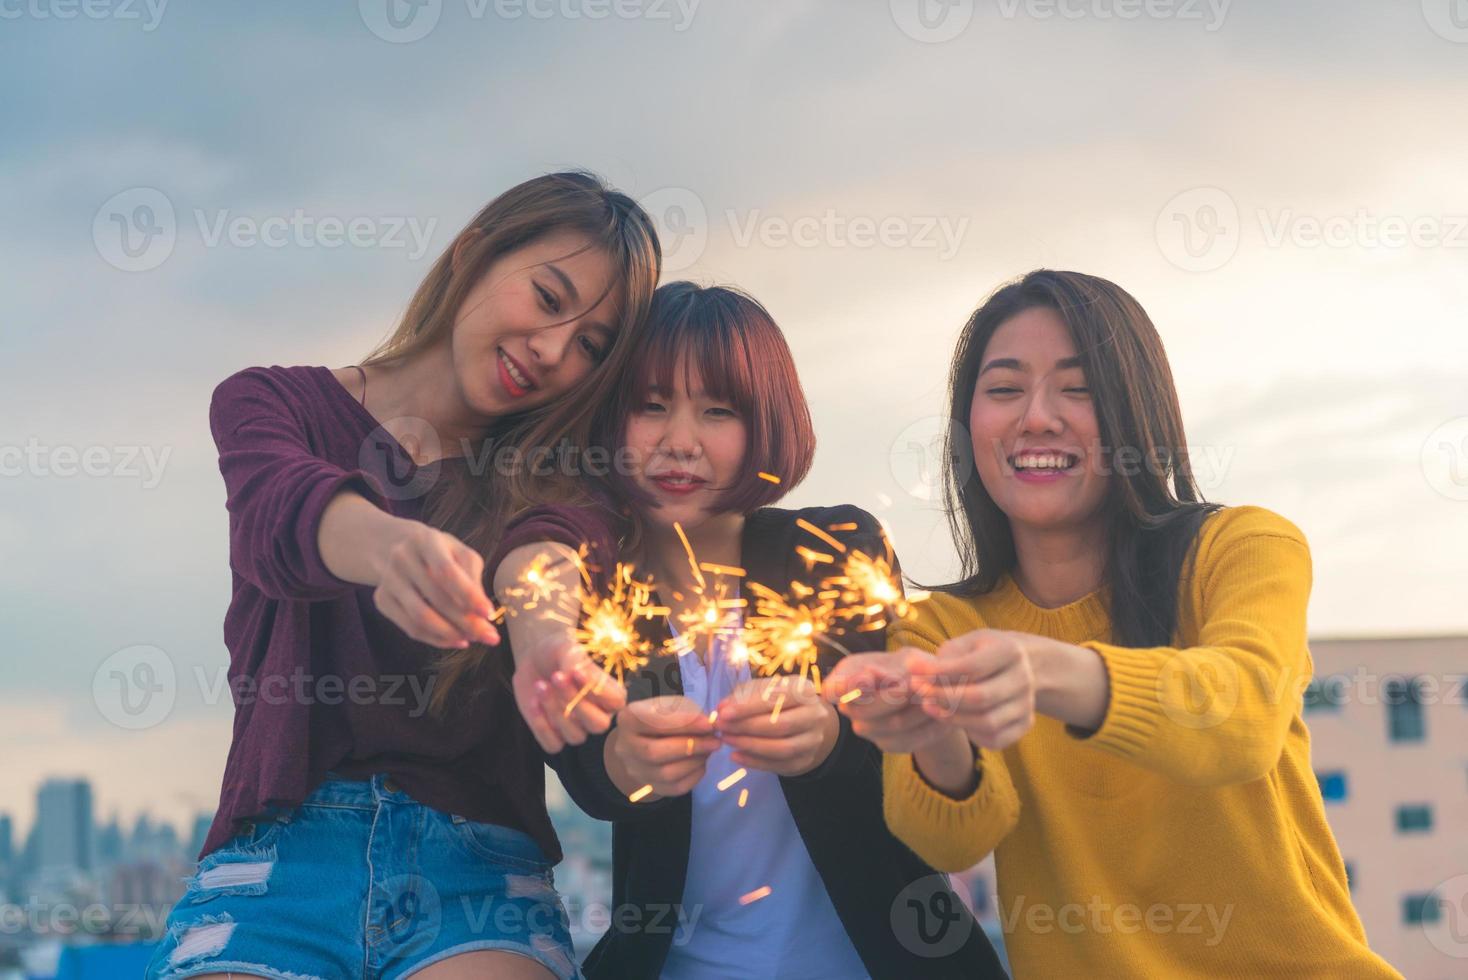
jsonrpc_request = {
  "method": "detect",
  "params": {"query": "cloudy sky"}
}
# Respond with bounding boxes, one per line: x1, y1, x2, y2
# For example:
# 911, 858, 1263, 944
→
3, 0, 1466, 838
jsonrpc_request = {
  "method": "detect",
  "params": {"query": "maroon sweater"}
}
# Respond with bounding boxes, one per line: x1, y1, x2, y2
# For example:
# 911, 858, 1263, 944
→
201, 365, 553, 861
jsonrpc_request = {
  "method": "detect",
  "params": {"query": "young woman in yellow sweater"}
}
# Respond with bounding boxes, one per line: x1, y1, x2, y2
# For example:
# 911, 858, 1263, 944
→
825, 270, 1402, 979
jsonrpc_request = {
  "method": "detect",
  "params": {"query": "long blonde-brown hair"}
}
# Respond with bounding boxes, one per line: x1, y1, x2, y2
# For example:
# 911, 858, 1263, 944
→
374, 172, 660, 710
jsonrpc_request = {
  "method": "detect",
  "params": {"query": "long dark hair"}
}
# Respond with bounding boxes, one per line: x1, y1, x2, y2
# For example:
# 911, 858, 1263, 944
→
935, 269, 1221, 647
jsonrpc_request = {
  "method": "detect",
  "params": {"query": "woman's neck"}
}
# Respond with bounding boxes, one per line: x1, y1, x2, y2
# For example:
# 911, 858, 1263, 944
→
361, 341, 496, 460
1009, 518, 1107, 609
644, 511, 746, 604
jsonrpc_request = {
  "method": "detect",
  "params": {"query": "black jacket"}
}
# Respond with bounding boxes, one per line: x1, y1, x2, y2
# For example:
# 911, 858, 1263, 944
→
547, 504, 1008, 980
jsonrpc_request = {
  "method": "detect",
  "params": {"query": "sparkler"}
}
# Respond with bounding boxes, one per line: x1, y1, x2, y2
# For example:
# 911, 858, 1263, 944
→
506, 516, 918, 722
572, 561, 668, 691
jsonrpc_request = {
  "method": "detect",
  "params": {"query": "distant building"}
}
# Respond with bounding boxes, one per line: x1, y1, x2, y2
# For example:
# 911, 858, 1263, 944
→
35, 779, 94, 875
1306, 635, 1468, 978
0, 813, 13, 868
187, 813, 215, 861
95, 815, 125, 868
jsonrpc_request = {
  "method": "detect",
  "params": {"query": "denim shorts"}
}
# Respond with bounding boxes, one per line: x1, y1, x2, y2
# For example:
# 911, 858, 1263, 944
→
147, 774, 581, 980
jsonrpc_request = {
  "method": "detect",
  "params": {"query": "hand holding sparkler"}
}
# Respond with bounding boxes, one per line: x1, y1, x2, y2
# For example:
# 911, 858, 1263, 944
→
906, 629, 1038, 752
607, 695, 721, 802
494, 542, 630, 754
715, 675, 838, 778
824, 650, 954, 754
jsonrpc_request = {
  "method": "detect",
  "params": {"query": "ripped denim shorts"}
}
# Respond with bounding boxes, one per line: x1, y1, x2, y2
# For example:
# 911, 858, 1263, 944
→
146, 774, 581, 980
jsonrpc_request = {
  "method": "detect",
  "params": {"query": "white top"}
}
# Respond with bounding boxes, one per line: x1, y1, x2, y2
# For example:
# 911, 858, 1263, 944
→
658, 609, 870, 980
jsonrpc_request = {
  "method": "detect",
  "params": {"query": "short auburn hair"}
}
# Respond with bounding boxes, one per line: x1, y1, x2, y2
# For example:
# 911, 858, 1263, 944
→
595, 281, 815, 515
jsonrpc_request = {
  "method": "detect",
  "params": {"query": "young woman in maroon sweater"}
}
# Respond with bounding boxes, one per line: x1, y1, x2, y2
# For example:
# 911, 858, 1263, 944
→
147, 172, 658, 980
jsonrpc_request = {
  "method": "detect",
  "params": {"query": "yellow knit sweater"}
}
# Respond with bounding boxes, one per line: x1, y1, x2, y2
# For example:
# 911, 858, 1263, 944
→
884, 506, 1402, 979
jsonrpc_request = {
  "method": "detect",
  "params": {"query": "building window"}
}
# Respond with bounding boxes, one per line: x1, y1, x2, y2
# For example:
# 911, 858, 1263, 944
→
1304, 675, 1346, 712
1317, 771, 1348, 802
1403, 892, 1441, 925
1384, 677, 1425, 742
1395, 804, 1433, 833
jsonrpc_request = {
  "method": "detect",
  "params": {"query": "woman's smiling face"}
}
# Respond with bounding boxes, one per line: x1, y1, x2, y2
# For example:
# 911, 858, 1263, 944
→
449, 229, 623, 417
624, 360, 748, 533
968, 306, 1108, 533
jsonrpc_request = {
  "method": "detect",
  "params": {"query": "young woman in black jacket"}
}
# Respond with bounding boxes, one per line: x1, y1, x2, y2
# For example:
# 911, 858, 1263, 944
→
483, 282, 1008, 979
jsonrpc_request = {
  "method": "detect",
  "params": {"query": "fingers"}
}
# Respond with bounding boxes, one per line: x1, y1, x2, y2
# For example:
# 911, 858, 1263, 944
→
559, 654, 627, 715
623, 697, 715, 737
623, 731, 722, 766
915, 664, 1030, 718
447, 543, 501, 645
514, 677, 564, 754
722, 730, 819, 766
412, 541, 498, 646
911, 630, 1017, 684
824, 652, 910, 701
939, 696, 1034, 750
375, 583, 470, 648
